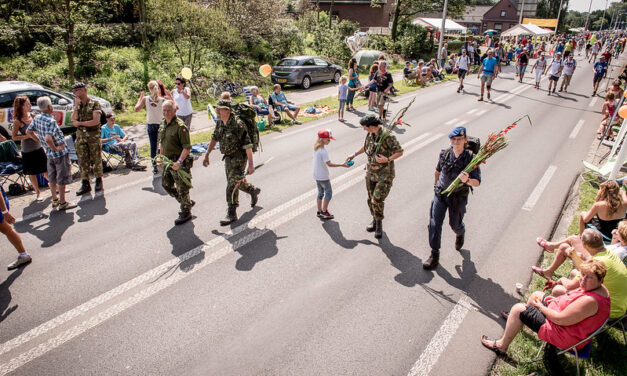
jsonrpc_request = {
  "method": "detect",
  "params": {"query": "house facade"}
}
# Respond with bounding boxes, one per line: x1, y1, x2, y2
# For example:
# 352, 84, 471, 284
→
480, 0, 520, 34
311, 0, 394, 30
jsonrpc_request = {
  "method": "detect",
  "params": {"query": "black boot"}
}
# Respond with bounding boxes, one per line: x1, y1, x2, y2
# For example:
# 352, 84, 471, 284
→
219, 206, 238, 226
94, 177, 103, 192
174, 211, 192, 225
374, 220, 383, 239
423, 250, 440, 270
250, 187, 261, 207
455, 233, 465, 251
75, 180, 91, 196
366, 219, 376, 232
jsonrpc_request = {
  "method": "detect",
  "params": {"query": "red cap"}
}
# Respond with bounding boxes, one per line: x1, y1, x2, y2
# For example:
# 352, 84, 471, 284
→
317, 129, 336, 140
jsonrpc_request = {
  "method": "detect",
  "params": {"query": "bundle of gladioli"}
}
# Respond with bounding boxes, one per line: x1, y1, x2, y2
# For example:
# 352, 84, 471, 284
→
373, 97, 416, 156
153, 155, 193, 188
441, 115, 531, 197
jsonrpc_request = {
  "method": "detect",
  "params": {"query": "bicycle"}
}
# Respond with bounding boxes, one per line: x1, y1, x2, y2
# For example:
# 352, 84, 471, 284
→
208, 80, 244, 98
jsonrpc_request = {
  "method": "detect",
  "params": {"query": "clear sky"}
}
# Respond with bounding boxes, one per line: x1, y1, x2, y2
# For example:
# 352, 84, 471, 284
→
568, 0, 621, 13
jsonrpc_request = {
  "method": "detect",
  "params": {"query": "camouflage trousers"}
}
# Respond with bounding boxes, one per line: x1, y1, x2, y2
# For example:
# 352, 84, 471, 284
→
225, 154, 256, 208
162, 157, 193, 213
76, 132, 103, 180
365, 176, 394, 220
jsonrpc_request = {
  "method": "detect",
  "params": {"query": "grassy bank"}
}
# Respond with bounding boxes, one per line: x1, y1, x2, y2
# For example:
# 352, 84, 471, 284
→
489, 177, 627, 376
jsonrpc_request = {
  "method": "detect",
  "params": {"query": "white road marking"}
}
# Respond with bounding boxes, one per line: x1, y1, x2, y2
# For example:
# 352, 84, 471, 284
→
407, 296, 472, 376
589, 97, 598, 107
401, 133, 432, 148
274, 118, 335, 140
522, 165, 558, 211
444, 118, 459, 126
0, 133, 444, 374
569, 120, 585, 139
475, 109, 487, 116
466, 109, 477, 115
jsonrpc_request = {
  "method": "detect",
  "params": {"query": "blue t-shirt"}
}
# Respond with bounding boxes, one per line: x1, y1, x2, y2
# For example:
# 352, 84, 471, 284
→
270, 91, 288, 105
101, 124, 125, 147
368, 75, 377, 91
594, 61, 608, 77
338, 84, 349, 100
482, 57, 498, 75
555, 44, 565, 53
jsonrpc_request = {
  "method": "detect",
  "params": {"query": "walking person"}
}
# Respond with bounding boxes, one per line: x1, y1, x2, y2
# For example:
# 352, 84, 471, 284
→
71, 82, 103, 195
337, 76, 349, 122
440, 42, 448, 69
202, 100, 261, 226
27, 97, 77, 211
1, 185, 32, 270
589, 41, 600, 63
455, 49, 470, 93
530, 53, 547, 89
365, 61, 393, 121
158, 100, 194, 225
135, 80, 166, 174
423, 127, 481, 270
313, 129, 349, 220
346, 58, 360, 111
11, 96, 48, 201
546, 52, 563, 95
345, 114, 403, 239
592, 55, 609, 97
367, 64, 378, 111
172, 76, 193, 129
517, 49, 529, 83
477, 49, 499, 101
559, 54, 577, 92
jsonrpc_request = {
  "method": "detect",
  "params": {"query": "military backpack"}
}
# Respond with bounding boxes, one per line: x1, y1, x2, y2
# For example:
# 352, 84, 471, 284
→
233, 103, 261, 153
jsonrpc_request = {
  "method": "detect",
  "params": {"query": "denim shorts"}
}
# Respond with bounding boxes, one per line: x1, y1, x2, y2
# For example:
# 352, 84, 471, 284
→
278, 103, 299, 112
338, 99, 346, 112
316, 180, 332, 201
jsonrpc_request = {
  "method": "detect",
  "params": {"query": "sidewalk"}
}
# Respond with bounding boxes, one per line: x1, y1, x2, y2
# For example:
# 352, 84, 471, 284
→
123, 72, 405, 147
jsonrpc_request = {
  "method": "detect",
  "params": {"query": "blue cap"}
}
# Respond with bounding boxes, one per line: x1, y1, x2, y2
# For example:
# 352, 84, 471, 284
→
449, 126, 467, 138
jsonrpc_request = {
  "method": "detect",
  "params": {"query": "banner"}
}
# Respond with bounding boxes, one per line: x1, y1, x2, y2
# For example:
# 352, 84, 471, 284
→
522, 18, 558, 28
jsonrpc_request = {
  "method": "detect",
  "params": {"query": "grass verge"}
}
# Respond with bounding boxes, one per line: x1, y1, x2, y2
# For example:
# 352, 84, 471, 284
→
489, 177, 627, 376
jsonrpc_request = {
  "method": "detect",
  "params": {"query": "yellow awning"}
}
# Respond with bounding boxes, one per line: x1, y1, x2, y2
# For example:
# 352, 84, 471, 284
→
522, 18, 557, 28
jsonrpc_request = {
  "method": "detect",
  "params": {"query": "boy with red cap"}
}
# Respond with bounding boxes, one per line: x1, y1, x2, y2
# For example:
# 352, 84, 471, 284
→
313, 129, 350, 219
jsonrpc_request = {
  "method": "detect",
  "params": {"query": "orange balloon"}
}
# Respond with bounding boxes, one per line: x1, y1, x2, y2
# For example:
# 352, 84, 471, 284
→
624, 89, 627, 98
619, 105, 627, 119
259, 64, 272, 77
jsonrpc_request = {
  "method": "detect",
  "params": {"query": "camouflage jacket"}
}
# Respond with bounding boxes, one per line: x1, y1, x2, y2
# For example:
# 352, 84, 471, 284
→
211, 115, 252, 156
364, 128, 403, 180
75, 98, 102, 124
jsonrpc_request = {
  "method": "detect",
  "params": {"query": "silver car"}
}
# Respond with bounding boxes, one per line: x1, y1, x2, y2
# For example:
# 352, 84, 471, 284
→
271, 56, 342, 89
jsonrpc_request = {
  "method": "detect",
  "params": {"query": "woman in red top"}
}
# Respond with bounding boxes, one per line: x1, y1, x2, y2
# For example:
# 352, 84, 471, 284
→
481, 259, 610, 355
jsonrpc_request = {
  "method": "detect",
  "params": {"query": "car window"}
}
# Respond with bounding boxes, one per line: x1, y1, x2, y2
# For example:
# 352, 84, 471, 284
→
277, 59, 298, 66
302, 59, 315, 66
14, 90, 44, 106
44, 91, 68, 105
0, 93, 13, 108
314, 58, 328, 66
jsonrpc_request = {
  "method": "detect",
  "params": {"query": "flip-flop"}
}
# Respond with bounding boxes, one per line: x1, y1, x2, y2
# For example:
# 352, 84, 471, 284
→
536, 237, 553, 253
531, 266, 551, 280
481, 335, 504, 356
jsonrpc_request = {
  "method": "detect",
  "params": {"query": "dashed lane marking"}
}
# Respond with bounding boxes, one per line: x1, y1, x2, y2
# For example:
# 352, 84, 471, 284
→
569, 120, 585, 139
522, 165, 558, 211
589, 97, 598, 107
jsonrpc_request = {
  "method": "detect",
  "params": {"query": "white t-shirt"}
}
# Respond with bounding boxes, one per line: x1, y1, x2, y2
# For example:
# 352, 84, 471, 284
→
313, 147, 330, 181
563, 59, 577, 75
592, 44, 600, 53
173, 88, 193, 116
457, 55, 470, 70
549, 59, 563, 76
608, 243, 627, 262
535, 59, 546, 70
467, 45, 475, 54
145, 96, 164, 125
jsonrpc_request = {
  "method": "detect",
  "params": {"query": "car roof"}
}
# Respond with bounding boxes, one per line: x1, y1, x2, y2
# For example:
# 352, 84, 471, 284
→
0, 81, 45, 94
280, 56, 324, 61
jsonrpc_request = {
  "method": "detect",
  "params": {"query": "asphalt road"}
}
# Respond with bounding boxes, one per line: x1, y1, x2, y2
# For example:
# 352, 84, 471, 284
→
0, 52, 621, 376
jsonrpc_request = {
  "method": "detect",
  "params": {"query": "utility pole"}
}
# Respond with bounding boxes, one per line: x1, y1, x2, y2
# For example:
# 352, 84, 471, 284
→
600, 0, 608, 30
554, 0, 565, 35
518, 0, 525, 24
437, 0, 449, 64
585, 0, 593, 30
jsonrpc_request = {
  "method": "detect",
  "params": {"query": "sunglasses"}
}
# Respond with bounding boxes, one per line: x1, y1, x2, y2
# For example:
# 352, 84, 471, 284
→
175, 82, 182, 85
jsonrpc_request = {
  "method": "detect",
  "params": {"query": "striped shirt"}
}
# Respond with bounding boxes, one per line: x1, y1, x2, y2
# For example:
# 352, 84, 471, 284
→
28, 113, 67, 159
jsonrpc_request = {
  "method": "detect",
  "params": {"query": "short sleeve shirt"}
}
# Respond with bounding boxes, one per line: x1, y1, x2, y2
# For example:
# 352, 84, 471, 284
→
549, 59, 563, 76
270, 92, 288, 105
373, 71, 393, 92
75, 98, 102, 124
28, 113, 67, 159
158, 116, 191, 158
101, 124, 125, 147
563, 59, 577, 75
312, 147, 330, 181
594, 61, 608, 77
481, 57, 498, 75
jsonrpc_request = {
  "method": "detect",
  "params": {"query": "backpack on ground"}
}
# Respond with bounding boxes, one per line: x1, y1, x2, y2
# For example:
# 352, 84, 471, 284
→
233, 102, 261, 152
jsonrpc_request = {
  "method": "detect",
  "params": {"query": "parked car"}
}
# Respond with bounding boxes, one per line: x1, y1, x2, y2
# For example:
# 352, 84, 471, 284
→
271, 56, 342, 89
61, 91, 112, 114
0, 81, 112, 134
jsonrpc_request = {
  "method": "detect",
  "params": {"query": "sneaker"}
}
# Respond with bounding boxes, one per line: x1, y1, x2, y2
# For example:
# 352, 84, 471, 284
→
319, 210, 334, 220
558, 88, 563, 92
317, 211, 323, 218
477, 96, 483, 101
289, 120, 295, 125
51, 199, 59, 208
456, 88, 461, 93
7, 254, 31, 270
153, 165, 159, 175
487, 92, 491, 100
294, 120, 302, 125
57, 201, 77, 210
552, 89, 556, 94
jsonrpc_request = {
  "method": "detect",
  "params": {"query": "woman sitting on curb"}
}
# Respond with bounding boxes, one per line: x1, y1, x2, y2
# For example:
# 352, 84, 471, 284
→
481, 259, 610, 356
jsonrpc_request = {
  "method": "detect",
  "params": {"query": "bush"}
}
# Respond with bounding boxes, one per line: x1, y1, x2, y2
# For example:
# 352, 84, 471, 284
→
396, 23, 433, 59
446, 40, 463, 55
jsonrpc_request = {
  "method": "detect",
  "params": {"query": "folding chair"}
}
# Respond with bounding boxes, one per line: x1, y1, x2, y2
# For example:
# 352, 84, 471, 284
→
64, 135, 81, 176
598, 312, 627, 344
101, 144, 125, 170
0, 140, 31, 194
245, 86, 281, 125
530, 318, 609, 376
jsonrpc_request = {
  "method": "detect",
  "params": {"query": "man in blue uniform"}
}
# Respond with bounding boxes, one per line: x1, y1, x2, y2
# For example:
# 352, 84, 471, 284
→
424, 127, 481, 270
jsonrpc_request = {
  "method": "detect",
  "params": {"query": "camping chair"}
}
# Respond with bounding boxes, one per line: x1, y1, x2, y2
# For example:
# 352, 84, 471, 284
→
530, 318, 609, 376
101, 144, 125, 170
0, 140, 31, 194
244, 86, 281, 125
581, 157, 627, 182
64, 135, 80, 176
598, 312, 627, 344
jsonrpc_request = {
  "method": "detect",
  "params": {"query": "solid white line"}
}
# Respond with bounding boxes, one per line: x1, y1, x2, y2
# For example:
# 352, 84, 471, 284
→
522, 165, 558, 211
407, 296, 472, 376
475, 109, 487, 116
444, 118, 459, 126
0, 133, 443, 373
274, 118, 335, 140
466, 109, 477, 115
569, 120, 585, 139
401, 133, 432, 148
589, 97, 598, 107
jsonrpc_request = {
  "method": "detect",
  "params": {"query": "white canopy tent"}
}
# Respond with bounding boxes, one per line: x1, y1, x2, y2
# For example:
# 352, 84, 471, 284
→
501, 23, 552, 37
412, 17, 467, 33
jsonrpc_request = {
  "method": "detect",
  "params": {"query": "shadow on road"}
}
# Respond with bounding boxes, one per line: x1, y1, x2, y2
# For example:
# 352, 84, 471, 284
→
321, 220, 371, 249
77, 194, 108, 223
142, 175, 168, 196
0, 268, 23, 323
15, 209, 75, 248
167, 220, 205, 272
377, 234, 431, 287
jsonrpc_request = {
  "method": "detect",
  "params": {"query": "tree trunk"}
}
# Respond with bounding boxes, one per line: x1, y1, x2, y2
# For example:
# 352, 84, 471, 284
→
138, 0, 149, 86
391, 0, 402, 42
329, 0, 335, 29
67, 21, 75, 83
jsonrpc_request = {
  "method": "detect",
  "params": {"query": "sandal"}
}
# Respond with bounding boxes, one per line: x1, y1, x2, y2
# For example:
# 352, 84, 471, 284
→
531, 266, 551, 280
536, 237, 553, 253
481, 335, 504, 356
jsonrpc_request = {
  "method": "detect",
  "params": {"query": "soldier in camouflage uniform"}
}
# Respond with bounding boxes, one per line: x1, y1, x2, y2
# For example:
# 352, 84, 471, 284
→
159, 100, 194, 225
203, 100, 261, 226
71, 82, 103, 195
346, 114, 403, 239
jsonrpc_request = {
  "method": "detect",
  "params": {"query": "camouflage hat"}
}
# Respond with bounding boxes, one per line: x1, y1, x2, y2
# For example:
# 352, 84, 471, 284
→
360, 114, 381, 127
215, 100, 232, 110
72, 82, 86, 90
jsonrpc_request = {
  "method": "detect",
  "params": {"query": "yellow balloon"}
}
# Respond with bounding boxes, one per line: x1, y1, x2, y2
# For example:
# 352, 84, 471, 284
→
181, 67, 192, 80
259, 64, 272, 77
619, 105, 627, 119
